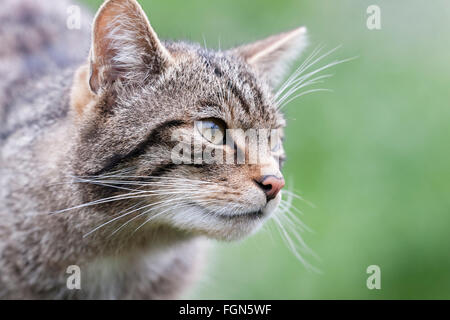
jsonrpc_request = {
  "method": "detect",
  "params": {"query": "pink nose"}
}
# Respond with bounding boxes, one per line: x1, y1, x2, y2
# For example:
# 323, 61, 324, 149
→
255, 175, 285, 201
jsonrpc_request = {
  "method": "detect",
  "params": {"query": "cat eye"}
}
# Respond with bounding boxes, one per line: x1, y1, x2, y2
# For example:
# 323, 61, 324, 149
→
196, 119, 226, 145
271, 140, 281, 152
269, 132, 282, 152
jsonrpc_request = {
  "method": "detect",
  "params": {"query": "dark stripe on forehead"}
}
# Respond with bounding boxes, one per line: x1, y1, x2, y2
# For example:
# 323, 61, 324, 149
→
91, 120, 185, 176
199, 51, 223, 78
218, 55, 266, 110
237, 68, 266, 112
210, 64, 252, 114
199, 52, 253, 114
225, 79, 251, 114
214, 62, 267, 115
246, 74, 265, 109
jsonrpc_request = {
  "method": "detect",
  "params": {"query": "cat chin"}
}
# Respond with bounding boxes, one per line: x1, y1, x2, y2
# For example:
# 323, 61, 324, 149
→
166, 193, 282, 242
214, 194, 282, 241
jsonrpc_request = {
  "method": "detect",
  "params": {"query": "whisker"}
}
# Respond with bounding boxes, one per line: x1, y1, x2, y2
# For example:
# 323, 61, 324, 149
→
112, 197, 212, 236
274, 44, 326, 101
274, 45, 356, 110
279, 89, 333, 109
130, 199, 218, 235
51, 189, 210, 215
84, 195, 209, 238
276, 73, 334, 106
272, 214, 321, 273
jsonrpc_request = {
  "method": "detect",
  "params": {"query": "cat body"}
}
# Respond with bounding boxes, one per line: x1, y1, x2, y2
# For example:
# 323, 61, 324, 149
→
0, 0, 307, 299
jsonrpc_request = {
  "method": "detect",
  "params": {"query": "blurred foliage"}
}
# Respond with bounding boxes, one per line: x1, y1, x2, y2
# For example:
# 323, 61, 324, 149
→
82, 0, 450, 299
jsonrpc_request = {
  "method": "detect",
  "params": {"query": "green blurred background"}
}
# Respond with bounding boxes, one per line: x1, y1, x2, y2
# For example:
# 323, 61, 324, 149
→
83, 0, 450, 299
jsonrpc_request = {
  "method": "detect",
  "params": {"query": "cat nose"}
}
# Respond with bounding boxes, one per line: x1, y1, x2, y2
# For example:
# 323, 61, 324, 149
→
255, 175, 285, 202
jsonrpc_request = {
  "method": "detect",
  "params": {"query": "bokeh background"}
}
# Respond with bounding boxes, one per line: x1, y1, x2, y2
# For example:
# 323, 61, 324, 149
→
83, 0, 450, 299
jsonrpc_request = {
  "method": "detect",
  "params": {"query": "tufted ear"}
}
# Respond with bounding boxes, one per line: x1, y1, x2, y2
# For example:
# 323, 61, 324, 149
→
88, 0, 172, 94
230, 26, 308, 88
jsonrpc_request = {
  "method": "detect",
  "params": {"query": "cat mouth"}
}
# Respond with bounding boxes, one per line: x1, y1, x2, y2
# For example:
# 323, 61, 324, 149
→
187, 202, 268, 220
196, 206, 265, 220
215, 210, 264, 219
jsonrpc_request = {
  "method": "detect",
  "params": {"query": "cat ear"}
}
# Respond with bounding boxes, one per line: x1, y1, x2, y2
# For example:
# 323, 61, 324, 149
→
230, 27, 308, 88
89, 0, 172, 94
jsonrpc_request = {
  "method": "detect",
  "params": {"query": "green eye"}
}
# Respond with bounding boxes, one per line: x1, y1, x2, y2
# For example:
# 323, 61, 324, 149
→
196, 118, 226, 145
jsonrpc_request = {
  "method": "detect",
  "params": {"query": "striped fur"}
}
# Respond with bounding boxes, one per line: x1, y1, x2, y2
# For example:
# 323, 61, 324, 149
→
0, 0, 307, 299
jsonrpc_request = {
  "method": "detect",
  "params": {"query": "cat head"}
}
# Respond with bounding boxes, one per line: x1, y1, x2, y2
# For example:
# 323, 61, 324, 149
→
70, 0, 307, 240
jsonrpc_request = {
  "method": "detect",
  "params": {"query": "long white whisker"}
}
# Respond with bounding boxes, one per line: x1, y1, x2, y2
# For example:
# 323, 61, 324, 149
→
272, 215, 320, 273
84, 195, 209, 238
51, 188, 212, 215
276, 73, 334, 106
131, 199, 218, 235
274, 44, 326, 101
279, 89, 333, 109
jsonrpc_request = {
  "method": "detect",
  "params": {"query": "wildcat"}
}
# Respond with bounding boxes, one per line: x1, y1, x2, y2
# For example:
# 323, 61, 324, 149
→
0, 0, 308, 299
